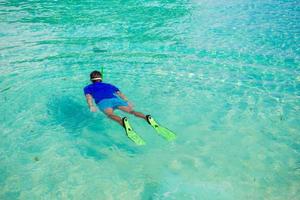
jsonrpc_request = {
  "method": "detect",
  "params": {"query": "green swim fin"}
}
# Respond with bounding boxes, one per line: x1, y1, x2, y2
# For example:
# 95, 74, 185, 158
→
146, 115, 176, 141
123, 117, 146, 145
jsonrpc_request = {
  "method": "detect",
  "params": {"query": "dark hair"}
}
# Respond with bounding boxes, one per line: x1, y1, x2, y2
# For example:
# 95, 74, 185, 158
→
90, 70, 102, 83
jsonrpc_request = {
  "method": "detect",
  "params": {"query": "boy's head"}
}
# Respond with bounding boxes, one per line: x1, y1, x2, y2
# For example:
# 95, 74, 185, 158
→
90, 70, 102, 83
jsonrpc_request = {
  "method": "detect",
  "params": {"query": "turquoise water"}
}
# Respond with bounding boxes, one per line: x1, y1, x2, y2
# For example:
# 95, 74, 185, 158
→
0, 0, 299, 199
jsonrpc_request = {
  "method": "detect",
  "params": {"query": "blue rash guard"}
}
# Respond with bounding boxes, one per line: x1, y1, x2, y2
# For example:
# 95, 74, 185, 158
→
83, 82, 120, 104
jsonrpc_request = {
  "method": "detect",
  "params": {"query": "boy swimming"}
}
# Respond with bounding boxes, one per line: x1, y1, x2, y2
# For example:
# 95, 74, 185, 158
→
84, 70, 148, 126
83, 70, 176, 145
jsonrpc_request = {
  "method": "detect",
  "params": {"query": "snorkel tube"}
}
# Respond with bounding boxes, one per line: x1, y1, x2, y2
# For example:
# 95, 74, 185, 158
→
101, 66, 104, 81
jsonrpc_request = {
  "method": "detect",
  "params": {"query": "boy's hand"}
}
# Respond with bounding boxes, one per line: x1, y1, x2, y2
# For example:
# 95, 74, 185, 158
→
89, 105, 98, 112
128, 102, 134, 109
86, 94, 97, 112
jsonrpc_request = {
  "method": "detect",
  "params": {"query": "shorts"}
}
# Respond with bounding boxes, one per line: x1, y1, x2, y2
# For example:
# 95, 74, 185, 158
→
97, 98, 128, 112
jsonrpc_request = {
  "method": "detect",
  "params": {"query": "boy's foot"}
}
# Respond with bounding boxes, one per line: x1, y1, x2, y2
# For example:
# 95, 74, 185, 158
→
122, 117, 146, 145
146, 115, 176, 141
146, 115, 157, 127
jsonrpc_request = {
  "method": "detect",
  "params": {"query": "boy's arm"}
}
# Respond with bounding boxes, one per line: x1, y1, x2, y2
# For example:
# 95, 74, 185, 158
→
116, 91, 133, 108
85, 94, 97, 112
115, 91, 128, 102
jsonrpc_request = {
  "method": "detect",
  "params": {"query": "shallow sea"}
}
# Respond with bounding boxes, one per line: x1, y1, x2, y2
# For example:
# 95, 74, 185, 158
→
0, 0, 299, 199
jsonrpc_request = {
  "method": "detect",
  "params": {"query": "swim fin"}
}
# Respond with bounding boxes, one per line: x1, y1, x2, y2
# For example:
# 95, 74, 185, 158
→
123, 117, 146, 145
146, 115, 176, 141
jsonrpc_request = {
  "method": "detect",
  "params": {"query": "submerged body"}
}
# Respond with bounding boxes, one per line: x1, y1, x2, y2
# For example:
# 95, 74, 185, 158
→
83, 70, 147, 126
83, 70, 176, 145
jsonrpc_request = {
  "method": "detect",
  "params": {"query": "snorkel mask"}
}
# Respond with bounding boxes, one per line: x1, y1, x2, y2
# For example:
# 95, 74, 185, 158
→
91, 77, 102, 81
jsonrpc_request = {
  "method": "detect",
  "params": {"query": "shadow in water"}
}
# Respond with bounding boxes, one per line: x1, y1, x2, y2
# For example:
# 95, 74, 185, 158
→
47, 96, 138, 160
141, 181, 160, 200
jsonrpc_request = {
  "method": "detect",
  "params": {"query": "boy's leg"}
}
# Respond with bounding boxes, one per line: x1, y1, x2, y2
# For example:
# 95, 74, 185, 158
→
118, 106, 147, 120
103, 108, 123, 126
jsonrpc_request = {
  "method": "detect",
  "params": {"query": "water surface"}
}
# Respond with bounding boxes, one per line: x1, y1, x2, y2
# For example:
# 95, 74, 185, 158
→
0, 0, 299, 199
